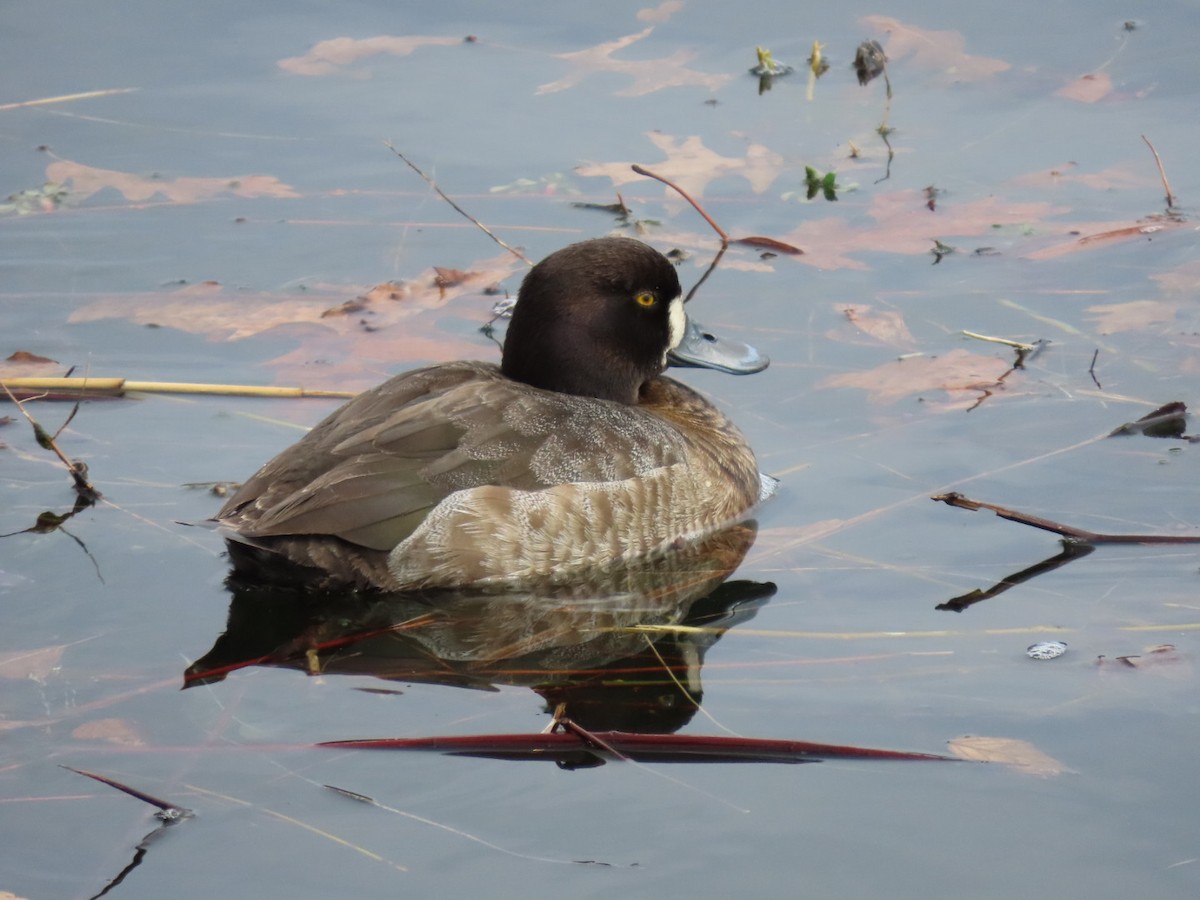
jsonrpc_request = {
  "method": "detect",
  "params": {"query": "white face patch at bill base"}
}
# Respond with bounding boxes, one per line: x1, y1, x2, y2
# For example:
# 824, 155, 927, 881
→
663, 294, 686, 366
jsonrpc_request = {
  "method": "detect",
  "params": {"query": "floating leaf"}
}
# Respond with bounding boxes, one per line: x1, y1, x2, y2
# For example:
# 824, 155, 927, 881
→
801, 166, 840, 201
948, 736, 1069, 776
578, 133, 784, 198
538, 27, 732, 97
733, 236, 803, 255
0, 645, 66, 680
636, 1, 685, 24
820, 349, 1012, 406
860, 16, 1010, 82
69, 253, 520, 343
6, 350, 57, 365
72, 718, 146, 746
1055, 72, 1114, 104
833, 304, 917, 350
1096, 644, 1189, 677
46, 159, 297, 205
1087, 299, 1181, 335
278, 34, 463, 76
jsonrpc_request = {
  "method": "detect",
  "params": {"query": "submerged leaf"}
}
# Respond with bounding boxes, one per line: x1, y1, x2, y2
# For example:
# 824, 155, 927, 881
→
278, 34, 463, 76
948, 736, 1069, 777
1055, 72, 1114, 104
46, 159, 297, 205
1087, 299, 1181, 335
0, 645, 66, 680
820, 348, 1011, 406
72, 718, 146, 746
578, 133, 784, 197
860, 16, 1010, 82
539, 26, 732, 97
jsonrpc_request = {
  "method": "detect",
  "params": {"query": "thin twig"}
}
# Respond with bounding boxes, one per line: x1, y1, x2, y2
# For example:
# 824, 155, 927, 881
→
384, 143, 533, 266
932, 492, 1200, 544
60, 766, 191, 817
2, 381, 100, 501
1088, 348, 1101, 389
1141, 134, 1177, 209
936, 543, 1095, 612
630, 164, 729, 244
961, 330, 1036, 351
683, 243, 726, 303
0, 88, 137, 112
555, 717, 630, 761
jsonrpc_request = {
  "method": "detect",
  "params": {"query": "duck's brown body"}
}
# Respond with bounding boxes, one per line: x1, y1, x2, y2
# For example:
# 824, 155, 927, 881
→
216, 237, 768, 591
218, 362, 760, 590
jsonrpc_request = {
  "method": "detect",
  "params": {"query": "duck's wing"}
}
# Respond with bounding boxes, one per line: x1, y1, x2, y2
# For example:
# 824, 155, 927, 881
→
217, 362, 685, 551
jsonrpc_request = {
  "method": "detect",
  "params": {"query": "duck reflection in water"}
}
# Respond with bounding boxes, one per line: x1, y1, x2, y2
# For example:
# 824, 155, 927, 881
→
188, 520, 774, 734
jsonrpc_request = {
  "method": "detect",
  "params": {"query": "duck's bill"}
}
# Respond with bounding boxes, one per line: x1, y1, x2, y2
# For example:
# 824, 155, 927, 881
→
668, 319, 769, 374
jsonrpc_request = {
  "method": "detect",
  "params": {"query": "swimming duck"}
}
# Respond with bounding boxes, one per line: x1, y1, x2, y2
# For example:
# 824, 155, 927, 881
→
216, 236, 769, 591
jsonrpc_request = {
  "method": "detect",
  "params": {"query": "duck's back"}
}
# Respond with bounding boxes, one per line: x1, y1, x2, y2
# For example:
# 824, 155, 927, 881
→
218, 361, 759, 590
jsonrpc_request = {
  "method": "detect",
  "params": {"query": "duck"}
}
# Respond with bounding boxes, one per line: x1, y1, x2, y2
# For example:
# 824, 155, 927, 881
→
216, 236, 770, 591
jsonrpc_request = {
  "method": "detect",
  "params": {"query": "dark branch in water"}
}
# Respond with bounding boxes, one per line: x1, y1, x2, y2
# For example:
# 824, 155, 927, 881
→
932, 492, 1200, 544
1, 380, 100, 503
936, 542, 1095, 612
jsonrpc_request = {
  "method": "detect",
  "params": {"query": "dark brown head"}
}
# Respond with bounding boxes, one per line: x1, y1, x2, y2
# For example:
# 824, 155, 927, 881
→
500, 237, 686, 405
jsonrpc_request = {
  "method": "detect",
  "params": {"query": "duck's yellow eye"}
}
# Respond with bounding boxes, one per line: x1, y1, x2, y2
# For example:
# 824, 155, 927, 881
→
634, 291, 657, 308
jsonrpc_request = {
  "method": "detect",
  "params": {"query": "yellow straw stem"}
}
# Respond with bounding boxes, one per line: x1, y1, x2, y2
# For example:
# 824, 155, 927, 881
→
0, 377, 356, 399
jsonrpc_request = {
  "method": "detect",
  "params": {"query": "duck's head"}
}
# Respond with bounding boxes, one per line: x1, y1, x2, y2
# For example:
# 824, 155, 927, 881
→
501, 237, 767, 405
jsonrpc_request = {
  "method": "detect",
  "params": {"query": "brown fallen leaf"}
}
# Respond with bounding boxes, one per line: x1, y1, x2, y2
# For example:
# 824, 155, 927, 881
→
1025, 218, 1188, 260
6, 351, 57, 365
72, 718, 145, 746
819, 349, 1011, 406
1087, 299, 1181, 335
320, 297, 371, 318
1010, 162, 1152, 192
433, 267, 473, 289
46, 159, 298, 204
733, 236, 803, 255
538, 27, 732, 97
1096, 643, 1190, 678
636, 1, 684, 24
278, 35, 463, 76
1055, 72, 1114, 104
778, 191, 1068, 270
1, 351, 64, 381
833, 304, 917, 350
948, 735, 1069, 776
578, 133, 784, 198
1151, 260, 1200, 295
0, 645, 65, 680
68, 251, 522, 344
860, 16, 1010, 82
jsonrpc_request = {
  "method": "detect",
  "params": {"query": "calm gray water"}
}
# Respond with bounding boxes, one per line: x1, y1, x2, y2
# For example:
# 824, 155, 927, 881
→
3, 1, 1200, 897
